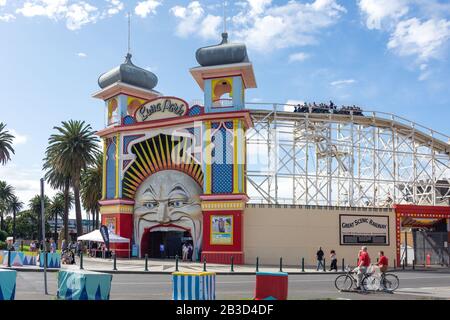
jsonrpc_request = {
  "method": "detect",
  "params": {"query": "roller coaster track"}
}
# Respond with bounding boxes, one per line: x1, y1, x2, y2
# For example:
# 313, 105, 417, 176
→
245, 104, 450, 207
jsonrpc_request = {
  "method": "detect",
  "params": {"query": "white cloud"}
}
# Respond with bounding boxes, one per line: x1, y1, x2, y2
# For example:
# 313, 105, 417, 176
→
170, 1, 221, 40
232, 0, 346, 52
9, 129, 28, 145
0, 164, 57, 207
171, 0, 346, 51
0, 13, 15, 22
16, 0, 126, 30
289, 52, 310, 62
0, 0, 6, 6
358, 0, 409, 30
65, 2, 97, 30
105, 0, 123, 16
388, 18, 450, 62
135, 0, 162, 18
77, 52, 87, 58
330, 79, 356, 86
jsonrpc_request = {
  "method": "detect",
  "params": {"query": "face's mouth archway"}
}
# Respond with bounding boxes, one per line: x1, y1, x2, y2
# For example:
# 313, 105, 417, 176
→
139, 224, 193, 258
133, 170, 203, 260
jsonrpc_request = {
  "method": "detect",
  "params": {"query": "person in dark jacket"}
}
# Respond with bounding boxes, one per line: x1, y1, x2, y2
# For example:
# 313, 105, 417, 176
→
316, 247, 325, 271
329, 250, 338, 271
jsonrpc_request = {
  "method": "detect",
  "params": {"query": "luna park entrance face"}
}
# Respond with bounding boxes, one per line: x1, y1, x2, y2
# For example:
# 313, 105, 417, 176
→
147, 231, 192, 259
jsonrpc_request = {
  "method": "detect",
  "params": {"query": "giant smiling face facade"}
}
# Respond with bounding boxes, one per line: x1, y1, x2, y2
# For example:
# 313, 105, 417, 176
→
134, 170, 203, 258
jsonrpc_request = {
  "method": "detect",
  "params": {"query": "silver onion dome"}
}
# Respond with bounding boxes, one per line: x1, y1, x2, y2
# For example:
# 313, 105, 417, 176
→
195, 33, 249, 67
98, 53, 158, 90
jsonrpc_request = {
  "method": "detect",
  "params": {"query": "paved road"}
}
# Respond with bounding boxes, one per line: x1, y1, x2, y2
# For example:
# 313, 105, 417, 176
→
14, 271, 450, 300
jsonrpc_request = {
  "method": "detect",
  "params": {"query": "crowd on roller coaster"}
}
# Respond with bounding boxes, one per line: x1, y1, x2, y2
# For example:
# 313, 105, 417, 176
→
293, 101, 364, 116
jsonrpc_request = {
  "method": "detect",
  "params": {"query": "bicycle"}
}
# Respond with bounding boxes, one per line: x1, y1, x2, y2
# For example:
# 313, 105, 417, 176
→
335, 266, 399, 292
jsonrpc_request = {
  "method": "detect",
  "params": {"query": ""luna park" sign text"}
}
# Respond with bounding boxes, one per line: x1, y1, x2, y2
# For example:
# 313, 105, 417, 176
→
136, 97, 188, 122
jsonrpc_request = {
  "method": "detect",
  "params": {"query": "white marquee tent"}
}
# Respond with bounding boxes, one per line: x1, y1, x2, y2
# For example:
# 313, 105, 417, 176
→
77, 229, 131, 258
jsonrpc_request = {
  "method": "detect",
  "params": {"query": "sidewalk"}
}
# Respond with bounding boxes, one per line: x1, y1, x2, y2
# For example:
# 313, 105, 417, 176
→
5, 257, 447, 275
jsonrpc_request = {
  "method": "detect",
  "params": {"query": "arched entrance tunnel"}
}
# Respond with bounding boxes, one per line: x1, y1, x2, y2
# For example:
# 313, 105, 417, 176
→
140, 228, 193, 259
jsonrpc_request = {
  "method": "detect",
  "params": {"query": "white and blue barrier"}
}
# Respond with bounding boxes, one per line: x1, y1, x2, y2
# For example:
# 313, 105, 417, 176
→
39, 252, 61, 268
0, 269, 17, 300
57, 269, 113, 300
0, 251, 37, 267
172, 272, 216, 300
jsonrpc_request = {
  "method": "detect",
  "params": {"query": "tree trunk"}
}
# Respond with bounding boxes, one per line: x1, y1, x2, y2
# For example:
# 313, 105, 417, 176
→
54, 210, 58, 246
0, 213, 3, 231
63, 178, 70, 241
73, 183, 83, 237
96, 209, 100, 229
13, 208, 16, 242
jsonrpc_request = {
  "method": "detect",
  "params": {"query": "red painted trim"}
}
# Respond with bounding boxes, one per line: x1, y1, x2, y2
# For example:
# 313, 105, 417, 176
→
393, 204, 450, 267
200, 194, 249, 202
202, 210, 243, 253
99, 199, 135, 206
96, 110, 253, 137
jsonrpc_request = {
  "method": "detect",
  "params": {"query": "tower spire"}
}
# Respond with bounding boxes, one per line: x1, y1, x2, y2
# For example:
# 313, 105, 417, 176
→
223, 0, 227, 34
127, 11, 132, 56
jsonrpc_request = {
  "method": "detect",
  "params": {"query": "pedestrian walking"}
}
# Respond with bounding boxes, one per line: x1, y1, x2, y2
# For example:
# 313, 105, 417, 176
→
329, 250, 338, 271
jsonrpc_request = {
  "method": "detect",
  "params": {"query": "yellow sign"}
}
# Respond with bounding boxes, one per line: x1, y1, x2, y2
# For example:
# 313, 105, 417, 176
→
210, 215, 233, 245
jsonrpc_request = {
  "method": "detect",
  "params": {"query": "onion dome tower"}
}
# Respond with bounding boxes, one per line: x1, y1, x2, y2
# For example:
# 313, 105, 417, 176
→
190, 31, 257, 265
94, 53, 161, 128
190, 32, 256, 113
92, 52, 161, 258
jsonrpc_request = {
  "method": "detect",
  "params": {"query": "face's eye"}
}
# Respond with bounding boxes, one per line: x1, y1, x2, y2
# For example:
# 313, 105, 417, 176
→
143, 202, 158, 209
169, 200, 185, 208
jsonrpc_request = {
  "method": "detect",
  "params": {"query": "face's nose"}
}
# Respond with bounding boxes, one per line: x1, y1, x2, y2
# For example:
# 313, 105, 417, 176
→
157, 202, 170, 224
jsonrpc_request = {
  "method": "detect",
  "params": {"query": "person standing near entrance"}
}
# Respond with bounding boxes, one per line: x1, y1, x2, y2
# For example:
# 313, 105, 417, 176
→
160, 243, 165, 259
316, 247, 325, 271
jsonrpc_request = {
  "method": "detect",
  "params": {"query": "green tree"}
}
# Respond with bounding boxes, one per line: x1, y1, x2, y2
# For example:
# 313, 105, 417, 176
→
43, 160, 72, 241
81, 152, 103, 230
0, 123, 14, 165
0, 181, 14, 231
29, 195, 51, 241
49, 191, 73, 241
45, 120, 99, 237
7, 195, 23, 242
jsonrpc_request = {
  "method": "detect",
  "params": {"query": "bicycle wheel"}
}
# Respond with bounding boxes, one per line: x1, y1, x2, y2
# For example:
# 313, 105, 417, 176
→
335, 275, 353, 291
381, 274, 399, 292
362, 274, 381, 291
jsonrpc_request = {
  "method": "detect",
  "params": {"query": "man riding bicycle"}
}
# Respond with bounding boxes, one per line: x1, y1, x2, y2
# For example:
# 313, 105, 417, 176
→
371, 251, 388, 278
355, 246, 370, 290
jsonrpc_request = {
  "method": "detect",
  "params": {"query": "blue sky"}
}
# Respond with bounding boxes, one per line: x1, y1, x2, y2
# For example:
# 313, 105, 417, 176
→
0, 0, 449, 215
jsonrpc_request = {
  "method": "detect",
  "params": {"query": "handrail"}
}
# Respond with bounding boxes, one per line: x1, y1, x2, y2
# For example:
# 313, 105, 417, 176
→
244, 102, 450, 143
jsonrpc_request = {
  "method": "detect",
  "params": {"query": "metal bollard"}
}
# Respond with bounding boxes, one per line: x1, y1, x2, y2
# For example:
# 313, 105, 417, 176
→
301, 257, 305, 272
394, 259, 396, 269
175, 255, 179, 272
145, 254, 148, 271
80, 253, 84, 270
7, 249, 11, 268
230, 256, 234, 272
113, 252, 117, 271
342, 258, 345, 272
323, 258, 326, 272
402, 259, 405, 270
203, 257, 207, 271
412, 259, 415, 270
279, 257, 283, 272
256, 257, 259, 272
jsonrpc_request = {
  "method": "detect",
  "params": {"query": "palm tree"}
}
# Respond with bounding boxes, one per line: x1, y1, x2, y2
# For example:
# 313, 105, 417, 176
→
0, 181, 14, 231
81, 152, 103, 230
7, 195, 23, 242
0, 123, 14, 165
43, 159, 72, 241
29, 195, 51, 242
49, 192, 73, 242
45, 120, 100, 237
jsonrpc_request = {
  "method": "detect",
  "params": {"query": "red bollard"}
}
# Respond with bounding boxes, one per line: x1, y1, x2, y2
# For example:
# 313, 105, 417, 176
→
254, 272, 288, 300
426, 253, 431, 267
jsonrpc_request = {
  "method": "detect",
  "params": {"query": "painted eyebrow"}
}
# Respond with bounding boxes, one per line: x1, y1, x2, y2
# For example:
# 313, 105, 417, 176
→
142, 185, 157, 197
168, 185, 189, 197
